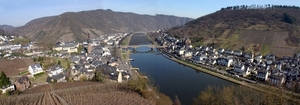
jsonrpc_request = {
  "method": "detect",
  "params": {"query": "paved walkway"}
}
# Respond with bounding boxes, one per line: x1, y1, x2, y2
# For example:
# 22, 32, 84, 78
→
160, 49, 300, 103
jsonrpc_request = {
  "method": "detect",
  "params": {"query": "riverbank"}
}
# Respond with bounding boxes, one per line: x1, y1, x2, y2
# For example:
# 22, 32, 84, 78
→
158, 48, 300, 103
120, 33, 133, 61
159, 48, 251, 85
121, 33, 174, 104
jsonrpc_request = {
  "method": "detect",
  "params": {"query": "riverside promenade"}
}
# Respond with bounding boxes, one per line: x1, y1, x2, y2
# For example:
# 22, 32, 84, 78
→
158, 48, 300, 103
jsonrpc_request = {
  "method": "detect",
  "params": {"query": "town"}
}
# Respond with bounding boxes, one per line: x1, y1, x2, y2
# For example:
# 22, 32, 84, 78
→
0, 32, 134, 94
155, 31, 300, 92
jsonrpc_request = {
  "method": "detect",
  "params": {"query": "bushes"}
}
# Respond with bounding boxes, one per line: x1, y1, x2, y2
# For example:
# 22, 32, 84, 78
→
283, 12, 297, 25
127, 76, 173, 104
0, 71, 11, 88
192, 85, 292, 105
128, 76, 149, 96
93, 70, 105, 82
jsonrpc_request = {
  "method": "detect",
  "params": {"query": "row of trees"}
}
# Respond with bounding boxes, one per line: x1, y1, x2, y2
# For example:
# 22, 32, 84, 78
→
221, 4, 300, 11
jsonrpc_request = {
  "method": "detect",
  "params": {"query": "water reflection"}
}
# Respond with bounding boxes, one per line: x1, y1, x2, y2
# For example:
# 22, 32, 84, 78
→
130, 47, 233, 105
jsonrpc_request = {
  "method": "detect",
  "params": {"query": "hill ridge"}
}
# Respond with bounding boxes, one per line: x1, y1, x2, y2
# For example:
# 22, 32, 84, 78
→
166, 5, 300, 57
13, 9, 193, 44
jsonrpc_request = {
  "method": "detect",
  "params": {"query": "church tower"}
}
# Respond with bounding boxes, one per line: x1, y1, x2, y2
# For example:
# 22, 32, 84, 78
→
87, 33, 92, 54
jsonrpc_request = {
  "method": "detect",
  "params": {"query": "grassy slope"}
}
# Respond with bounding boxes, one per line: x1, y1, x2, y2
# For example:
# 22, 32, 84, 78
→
12, 38, 30, 44
218, 30, 241, 49
52, 57, 70, 69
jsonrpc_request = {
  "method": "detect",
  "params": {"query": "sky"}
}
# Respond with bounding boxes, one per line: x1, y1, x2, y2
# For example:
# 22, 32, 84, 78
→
1, 0, 300, 27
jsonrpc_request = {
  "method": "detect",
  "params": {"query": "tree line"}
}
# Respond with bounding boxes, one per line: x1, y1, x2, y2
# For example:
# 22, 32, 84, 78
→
220, 4, 300, 11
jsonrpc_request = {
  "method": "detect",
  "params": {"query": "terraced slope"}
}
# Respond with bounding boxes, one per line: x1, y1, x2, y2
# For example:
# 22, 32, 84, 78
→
0, 82, 155, 105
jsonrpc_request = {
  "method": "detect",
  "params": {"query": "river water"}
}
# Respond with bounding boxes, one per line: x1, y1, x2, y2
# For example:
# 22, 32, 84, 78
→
129, 33, 232, 105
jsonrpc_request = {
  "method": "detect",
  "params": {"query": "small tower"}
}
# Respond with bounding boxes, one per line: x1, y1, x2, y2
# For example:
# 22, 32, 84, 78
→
185, 37, 191, 45
117, 72, 123, 83
87, 33, 92, 54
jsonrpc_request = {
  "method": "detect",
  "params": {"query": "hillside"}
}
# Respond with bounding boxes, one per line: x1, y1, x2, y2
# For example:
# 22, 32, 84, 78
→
166, 5, 300, 57
0, 82, 156, 105
13, 9, 192, 44
0, 25, 15, 33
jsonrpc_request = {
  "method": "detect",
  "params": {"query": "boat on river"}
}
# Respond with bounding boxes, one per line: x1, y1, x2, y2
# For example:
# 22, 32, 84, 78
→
129, 58, 134, 61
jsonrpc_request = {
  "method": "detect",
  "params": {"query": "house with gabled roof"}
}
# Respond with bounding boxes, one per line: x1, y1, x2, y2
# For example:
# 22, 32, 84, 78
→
14, 76, 30, 91
233, 64, 252, 77
268, 75, 285, 86
233, 51, 243, 56
216, 57, 233, 67
28, 63, 44, 76
47, 65, 64, 77
256, 69, 270, 81
47, 73, 66, 83
183, 50, 193, 58
192, 54, 207, 64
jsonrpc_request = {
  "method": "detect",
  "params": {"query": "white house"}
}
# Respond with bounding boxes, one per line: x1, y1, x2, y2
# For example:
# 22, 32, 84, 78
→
0, 84, 15, 94
233, 51, 242, 56
47, 65, 64, 77
53, 42, 79, 53
276, 62, 282, 71
50, 74, 66, 82
62, 43, 78, 53
178, 48, 185, 55
102, 51, 111, 57
217, 58, 233, 67
202, 46, 209, 51
183, 51, 193, 58
233, 65, 245, 73
0, 45, 13, 50
208, 48, 216, 53
256, 70, 269, 81
233, 65, 252, 77
193, 54, 207, 63
225, 50, 234, 55
106, 40, 114, 45
28, 64, 44, 76
218, 48, 225, 54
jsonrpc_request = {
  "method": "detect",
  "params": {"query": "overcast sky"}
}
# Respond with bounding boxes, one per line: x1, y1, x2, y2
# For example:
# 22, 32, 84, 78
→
1, 0, 300, 27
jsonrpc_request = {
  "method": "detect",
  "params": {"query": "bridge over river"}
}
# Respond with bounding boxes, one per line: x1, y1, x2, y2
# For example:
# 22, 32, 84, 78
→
120, 44, 166, 49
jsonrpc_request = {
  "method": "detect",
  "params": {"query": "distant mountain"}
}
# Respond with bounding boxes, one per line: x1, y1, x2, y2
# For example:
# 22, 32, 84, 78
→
13, 9, 193, 44
166, 5, 300, 56
0, 25, 15, 32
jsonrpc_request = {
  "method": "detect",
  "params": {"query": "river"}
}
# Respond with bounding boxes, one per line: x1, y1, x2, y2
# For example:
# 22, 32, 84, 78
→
129, 33, 233, 105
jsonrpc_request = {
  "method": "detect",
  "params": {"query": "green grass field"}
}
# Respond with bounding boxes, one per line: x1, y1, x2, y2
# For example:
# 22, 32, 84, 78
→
219, 31, 240, 49
260, 45, 270, 56
52, 57, 71, 69
32, 72, 48, 83
19, 71, 29, 75
122, 53, 127, 61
